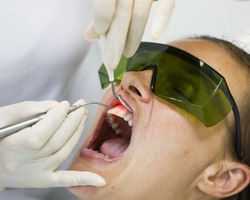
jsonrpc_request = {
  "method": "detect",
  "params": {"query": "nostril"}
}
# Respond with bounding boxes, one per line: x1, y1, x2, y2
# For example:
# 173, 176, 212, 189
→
129, 85, 142, 97
121, 71, 152, 103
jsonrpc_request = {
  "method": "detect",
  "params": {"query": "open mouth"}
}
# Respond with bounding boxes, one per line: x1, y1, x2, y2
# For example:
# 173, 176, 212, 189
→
85, 100, 133, 161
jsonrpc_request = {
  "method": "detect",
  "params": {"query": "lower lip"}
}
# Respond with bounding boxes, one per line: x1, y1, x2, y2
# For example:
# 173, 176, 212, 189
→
81, 147, 120, 164
68, 185, 100, 198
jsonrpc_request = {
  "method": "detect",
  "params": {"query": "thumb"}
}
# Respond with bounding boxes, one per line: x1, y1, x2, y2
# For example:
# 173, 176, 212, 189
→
85, 21, 100, 41
52, 170, 106, 187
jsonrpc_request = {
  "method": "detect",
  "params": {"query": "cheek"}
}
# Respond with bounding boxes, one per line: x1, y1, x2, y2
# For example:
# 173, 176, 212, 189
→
148, 107, 198, 155
132, 105, 206, 176
142, 125, 194, 163
133, 112, 197, 169
125, 129, 197, 194
101, 88, 112, 102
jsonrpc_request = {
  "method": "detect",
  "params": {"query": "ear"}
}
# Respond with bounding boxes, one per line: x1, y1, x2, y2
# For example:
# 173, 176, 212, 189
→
197, 161, 250, 198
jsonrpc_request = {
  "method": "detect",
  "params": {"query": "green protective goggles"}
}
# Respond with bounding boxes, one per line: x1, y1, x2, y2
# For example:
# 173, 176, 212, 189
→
98, 42, 241, 160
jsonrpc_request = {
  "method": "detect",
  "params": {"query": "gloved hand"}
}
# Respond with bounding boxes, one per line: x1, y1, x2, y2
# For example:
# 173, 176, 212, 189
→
0, 100, 105, 190
85, 0, 175, 70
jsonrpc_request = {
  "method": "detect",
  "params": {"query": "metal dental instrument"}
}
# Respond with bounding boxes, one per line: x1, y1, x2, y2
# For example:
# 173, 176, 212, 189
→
110, 81, 133, 113
0, 102, 108, 139
100, 35, 133, 113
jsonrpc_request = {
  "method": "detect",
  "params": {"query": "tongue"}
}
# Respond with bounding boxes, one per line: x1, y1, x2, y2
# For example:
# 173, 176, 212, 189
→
99, 138, 129, 158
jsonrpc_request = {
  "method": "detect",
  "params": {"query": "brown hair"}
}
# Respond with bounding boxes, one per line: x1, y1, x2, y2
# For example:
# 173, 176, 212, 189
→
194, 35, 250, 200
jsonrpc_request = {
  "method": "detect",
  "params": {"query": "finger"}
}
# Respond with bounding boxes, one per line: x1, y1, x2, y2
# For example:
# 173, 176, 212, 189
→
151, 0, 175, 40
102, 0, 134, 70
123, 0, 153, 57
39, 100, 87, 156
51, 171, 106, 187
0, 101, 58, 127
93, 0, 117, 35
47, 110, 88, 168
84, 21, 100, 41
23, 101, 70, 150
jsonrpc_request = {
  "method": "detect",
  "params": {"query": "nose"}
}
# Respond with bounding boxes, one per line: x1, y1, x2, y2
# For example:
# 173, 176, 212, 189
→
120, 70, 153, 103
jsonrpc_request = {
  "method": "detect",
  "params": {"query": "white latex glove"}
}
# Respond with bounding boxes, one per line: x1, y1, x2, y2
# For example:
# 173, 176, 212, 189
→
85, 0, 175, 70
231, 30, 250, 54
0, 100, 105, 189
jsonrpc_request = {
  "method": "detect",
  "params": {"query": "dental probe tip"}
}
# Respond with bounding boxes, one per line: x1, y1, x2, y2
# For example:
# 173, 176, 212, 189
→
110, 82, 133, 113
117, 94, 133, 113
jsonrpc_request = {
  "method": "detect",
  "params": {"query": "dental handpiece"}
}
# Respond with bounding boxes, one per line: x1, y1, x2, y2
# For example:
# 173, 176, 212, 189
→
0, 102, 108, 139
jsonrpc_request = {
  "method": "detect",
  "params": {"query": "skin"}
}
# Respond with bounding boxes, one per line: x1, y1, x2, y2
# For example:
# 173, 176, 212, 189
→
69, 39, 250, 200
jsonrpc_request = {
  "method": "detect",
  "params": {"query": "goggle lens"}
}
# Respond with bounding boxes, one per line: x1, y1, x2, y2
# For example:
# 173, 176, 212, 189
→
98, 43, 234, 127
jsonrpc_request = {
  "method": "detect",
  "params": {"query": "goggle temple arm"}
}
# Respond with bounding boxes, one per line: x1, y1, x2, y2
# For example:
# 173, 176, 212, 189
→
232, 105, 242, 161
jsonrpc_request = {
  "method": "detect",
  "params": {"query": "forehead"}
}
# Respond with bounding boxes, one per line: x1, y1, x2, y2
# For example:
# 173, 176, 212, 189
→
169, 39, 237, 74
169, 39, 248, 107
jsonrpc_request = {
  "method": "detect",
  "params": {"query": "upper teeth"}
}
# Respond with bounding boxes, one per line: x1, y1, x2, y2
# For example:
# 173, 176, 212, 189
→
106, 105, 133, 135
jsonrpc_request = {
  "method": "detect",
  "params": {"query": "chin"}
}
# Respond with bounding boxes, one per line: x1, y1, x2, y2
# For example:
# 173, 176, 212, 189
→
68, 92, 138, 199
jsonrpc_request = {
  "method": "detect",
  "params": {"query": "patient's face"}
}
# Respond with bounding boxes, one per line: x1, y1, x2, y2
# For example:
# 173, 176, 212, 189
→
69, 40, 247, 200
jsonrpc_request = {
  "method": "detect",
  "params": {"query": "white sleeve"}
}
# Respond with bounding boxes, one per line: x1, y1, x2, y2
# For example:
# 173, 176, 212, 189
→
231, 30, 250, 54
0, 0, 94, 106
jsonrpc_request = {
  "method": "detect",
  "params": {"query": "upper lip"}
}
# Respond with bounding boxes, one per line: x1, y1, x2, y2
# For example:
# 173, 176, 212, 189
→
115, 91, 135, 113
